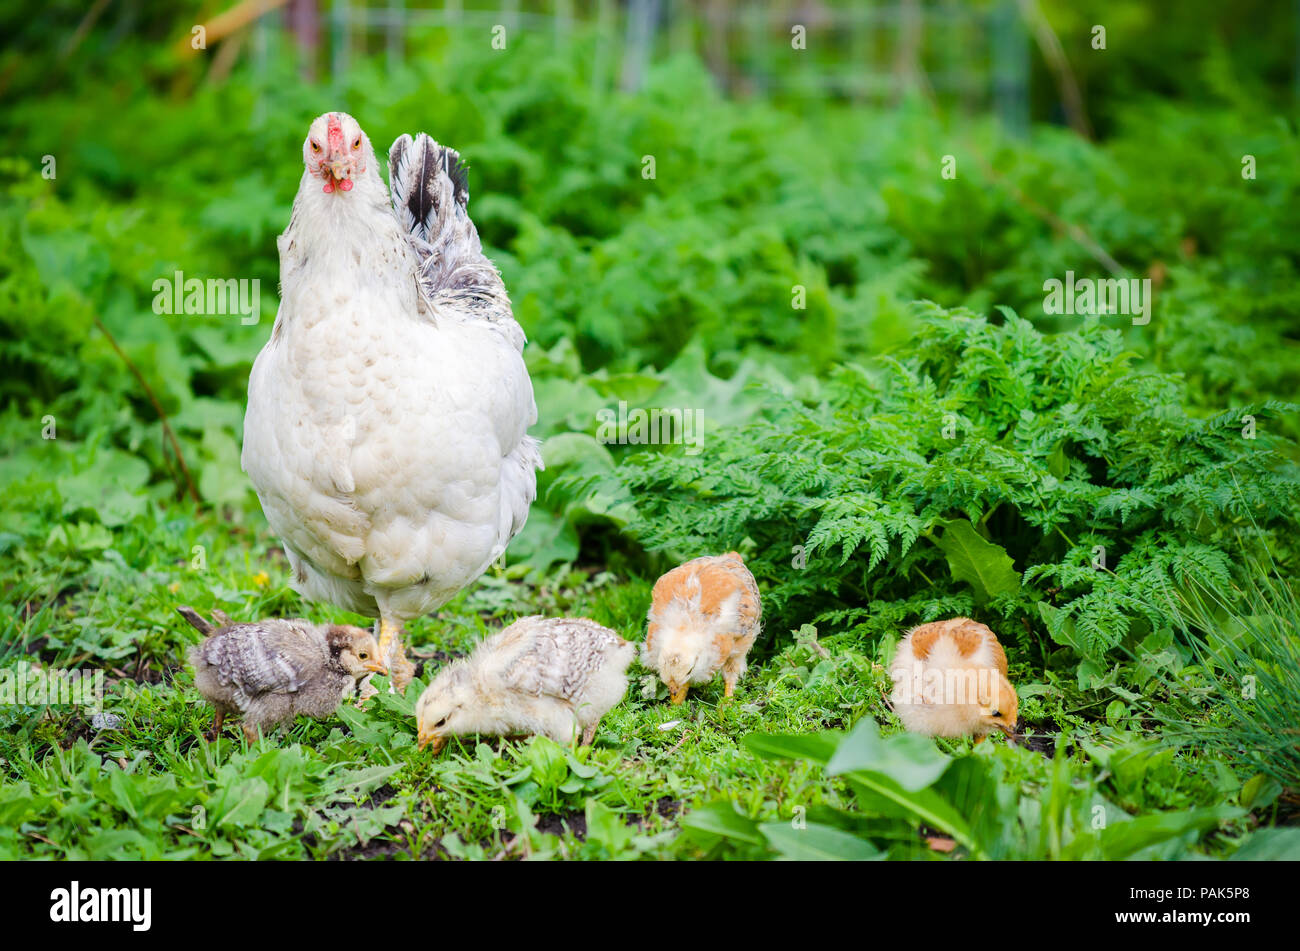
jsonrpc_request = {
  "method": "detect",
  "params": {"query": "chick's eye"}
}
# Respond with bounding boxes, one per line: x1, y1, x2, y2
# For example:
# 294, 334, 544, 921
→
358, 651, 368, 660
434, 717, 447, 728
352, 136, 361, 150
989, 710, 1001, 718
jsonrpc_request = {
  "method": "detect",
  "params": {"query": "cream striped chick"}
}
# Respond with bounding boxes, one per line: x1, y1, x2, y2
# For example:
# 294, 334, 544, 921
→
888, 617, 1019, 743
415, 616, 635, 753
643, 552, 762, 704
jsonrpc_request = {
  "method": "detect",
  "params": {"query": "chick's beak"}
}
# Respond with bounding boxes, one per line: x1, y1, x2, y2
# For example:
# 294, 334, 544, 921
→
1000, 721, 1019, 744
417, 729, 446, 754
364, 658, 388, 675
668, 682, 689, 705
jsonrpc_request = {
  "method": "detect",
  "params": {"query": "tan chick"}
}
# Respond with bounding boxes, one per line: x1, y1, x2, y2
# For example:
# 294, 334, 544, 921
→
643, 552, 762, 703
888, 617, 1018, 743
180, 606, 387, 743
415, 616, 635, 753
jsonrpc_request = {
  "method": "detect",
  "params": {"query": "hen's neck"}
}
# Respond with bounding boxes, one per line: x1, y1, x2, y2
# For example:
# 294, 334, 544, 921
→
280, 169, 415, 289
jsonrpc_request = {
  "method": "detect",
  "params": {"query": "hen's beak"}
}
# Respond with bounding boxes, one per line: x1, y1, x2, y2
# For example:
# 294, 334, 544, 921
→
321, 154, 355, 193
668, 682, 689, 705
418, 729, 446, 754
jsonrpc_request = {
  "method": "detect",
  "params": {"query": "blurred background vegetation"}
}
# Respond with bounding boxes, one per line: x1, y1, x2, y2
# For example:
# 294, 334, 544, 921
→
2, 0, 1299, 672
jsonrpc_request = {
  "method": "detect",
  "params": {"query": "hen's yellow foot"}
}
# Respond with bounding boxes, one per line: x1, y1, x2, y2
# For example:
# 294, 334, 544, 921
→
376, 617, 415, 691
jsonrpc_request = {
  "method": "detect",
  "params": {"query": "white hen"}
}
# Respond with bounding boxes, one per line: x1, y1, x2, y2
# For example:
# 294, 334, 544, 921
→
242, 112, 541, 689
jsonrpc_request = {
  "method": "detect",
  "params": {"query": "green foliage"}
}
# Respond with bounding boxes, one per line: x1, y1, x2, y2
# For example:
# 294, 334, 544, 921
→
682, 718, 1245, 861
604, 305, 1300, 669
1145, 559, 1300, 793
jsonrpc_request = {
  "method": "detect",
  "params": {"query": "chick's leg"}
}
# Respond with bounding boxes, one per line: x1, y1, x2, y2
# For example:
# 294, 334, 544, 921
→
722, 654, 747, 699
376, 615, 416, 692
581, 722, 598, 746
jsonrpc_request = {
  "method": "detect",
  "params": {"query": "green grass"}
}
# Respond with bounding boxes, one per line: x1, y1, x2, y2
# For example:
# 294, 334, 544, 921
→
1, 502, 1296, 861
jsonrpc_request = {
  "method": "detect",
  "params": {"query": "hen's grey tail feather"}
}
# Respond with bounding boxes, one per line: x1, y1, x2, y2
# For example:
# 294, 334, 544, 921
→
388, 132, 469, 245
388, 132, 522, 350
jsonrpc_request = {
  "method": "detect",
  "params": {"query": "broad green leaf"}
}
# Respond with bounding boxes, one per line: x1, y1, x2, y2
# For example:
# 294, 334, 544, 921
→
1230, 827, 1300, 861
758, 821, 884, 861
679, 801, 763, 845
1047, 441, 1071, 478
321, 763, 403, 799
508, 506, 580, 570
57, 449, 150, 527
522, 736, 570, 789
211, 778, 272, 828
1240, 773, 1282, 810
930, 519, 1020, 603
585, 799, 635, 853
1098, 806, 1244, 860
743, 731, 840, 765
0, 783, 38, 825
107, 768, 143, 819
826, 718, 951, 791
844, 773, 978, 855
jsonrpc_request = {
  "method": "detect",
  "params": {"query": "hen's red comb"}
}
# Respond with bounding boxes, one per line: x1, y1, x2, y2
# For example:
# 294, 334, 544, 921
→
326, 113, 344, 151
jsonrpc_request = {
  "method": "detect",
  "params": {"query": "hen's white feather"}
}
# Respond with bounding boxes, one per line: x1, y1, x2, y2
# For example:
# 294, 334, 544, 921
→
242, 116, 541, 631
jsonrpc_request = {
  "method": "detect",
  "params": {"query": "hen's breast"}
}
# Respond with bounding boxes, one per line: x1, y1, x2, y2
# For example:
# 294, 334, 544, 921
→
243, 264, 537, 617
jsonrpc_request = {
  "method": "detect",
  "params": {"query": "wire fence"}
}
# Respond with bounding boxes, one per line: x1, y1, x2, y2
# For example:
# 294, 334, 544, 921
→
250, 1, 1028, 128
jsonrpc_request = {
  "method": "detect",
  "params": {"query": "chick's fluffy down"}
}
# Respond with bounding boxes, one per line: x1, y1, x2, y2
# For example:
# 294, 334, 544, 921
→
888, 617, 1018, 740
189, 617, 382, 739
416, 616, 634, 749
643, 552, 762, 702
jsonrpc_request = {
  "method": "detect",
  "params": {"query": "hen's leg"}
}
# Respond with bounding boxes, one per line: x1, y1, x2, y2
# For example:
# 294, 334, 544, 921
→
376, 615, 416, 692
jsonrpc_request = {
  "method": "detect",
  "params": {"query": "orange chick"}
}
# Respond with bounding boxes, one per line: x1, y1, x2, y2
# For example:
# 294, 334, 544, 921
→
888, 617, 1018, 742
643, 552, 762, 703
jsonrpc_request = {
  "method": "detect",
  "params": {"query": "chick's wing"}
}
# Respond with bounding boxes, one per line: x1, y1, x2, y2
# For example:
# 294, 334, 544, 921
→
198, 620, 324, 696
502, 617, 623, 702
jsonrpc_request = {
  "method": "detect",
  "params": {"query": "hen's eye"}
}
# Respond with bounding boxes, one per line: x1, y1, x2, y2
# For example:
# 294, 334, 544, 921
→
352, 136, 361, 150
310, 141, 321, 153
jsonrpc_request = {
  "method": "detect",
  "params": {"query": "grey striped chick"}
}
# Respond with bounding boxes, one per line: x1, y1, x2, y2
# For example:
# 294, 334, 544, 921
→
180, 606, 388, 743
415, 616, 635, 753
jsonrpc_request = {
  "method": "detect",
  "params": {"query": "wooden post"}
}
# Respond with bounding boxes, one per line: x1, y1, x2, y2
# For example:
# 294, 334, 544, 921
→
387, 0, 405, 71
621, 0, 660, 93
331, 0, 350, 80
991, 0, 1030, 135
556, 0, 573, 43
593, 0, 614, 94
